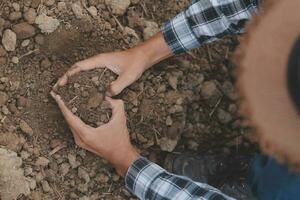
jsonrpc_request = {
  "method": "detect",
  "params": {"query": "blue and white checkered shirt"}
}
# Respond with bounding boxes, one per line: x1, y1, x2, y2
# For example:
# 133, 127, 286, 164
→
125, 0, 259, 199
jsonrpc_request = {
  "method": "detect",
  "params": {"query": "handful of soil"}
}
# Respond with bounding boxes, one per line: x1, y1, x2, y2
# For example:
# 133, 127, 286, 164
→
57, 68, 117, 127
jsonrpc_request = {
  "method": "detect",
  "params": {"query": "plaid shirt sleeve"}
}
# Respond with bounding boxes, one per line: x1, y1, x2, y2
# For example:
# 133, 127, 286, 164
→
162, 0, 260, 54
125, 157, 236, 200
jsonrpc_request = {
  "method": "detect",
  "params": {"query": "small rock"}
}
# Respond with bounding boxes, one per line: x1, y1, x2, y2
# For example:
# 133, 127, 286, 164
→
159, 137, 178, 152
72, 2, 84, 19
59, 163, 70, 176
35, 14, 60, 33
11, 56, 19, 64
29, 178, 37, 190
68, 153, 80, 168
143, 21, 159, 40
217, 109, 232, 124
78, 167, 90, 183
9, 12, 22, 21
45, 0, 56, 6
21, 39, 30, 47
20, 120, 34, 136
168, 76, 178, 90
0, 132, 25, 152
105, 0, 130, 16
2, 29, 17, 51
57, 2, 67, 11
96, 173, 109, 183
12, 22, 36, 39
201, 81, 221, 100
87, 6, 98, 17
0, 92, 8, 106
166, 116, 173, 126
0, 148, 30, 200
87, 93, 104, 108
35, 156, 50, 167
41, 180, 51, 193
12, 3, 20, 12
24, 8, 37, 24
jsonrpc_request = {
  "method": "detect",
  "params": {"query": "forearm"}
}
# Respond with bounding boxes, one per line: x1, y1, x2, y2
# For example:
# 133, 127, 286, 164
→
125, 157, 235, 200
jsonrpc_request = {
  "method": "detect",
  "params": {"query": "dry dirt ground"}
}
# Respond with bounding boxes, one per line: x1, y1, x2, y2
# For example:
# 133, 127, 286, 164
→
0, 0, 255, 199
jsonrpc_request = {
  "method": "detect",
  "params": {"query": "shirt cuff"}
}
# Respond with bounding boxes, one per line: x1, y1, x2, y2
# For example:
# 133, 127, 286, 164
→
161, 12, 200, 54
125, 157, 165, 199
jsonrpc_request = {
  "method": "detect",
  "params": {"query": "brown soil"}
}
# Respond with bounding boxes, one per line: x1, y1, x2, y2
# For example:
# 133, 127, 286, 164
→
0, 0, 255, 199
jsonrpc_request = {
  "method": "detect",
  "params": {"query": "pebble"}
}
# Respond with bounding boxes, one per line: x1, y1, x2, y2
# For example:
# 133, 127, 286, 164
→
20, 120, 34, 136
21, 39, 30, 47
59, 163, 70, 176
68, 153, 80, 168
35, 156, 50, 167
9, 12, 22, 21
24, 8, 37, 24
29, 178, 37, 190
217, 109, 232, 124
41, 180, 51, 193
45, 0, 56, 6
11, 56, 19, 64
35, 14, 60, 33
2, 29, 17, 51
0, 92, 8, 106
87, 93, 104, 108
143, 21, 159, 40
57, 2, 67, 11
105, 0, 131, 16
166, 116, 173, 126
159, 137, 178, 152
168, 76, 178, 90
40, 58, 51, 69
12, 22, 36, 39
200, 81, 220, 100
78, 167, 90, 183
12, 3, 20, 12
96, 173, 109, 183
71, 3, 84, 19
87, 6, 98, 17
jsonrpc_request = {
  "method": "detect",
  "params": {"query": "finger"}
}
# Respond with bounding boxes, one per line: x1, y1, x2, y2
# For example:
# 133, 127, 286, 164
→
50, 91, 88, 133
105, 97, 125, 120
106, 72, 136, 96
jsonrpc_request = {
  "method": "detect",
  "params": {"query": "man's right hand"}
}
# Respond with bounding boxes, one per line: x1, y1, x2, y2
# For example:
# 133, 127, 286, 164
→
53, 32, 172, 96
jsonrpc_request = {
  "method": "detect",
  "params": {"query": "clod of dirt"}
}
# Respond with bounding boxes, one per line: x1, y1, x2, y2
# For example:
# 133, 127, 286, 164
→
87, 6, 98, 17
9, 11, 22, 21
159, 137, 178, 152
0, 132, 25, 152
24, 8, 37, 24
217, 109, 232, 124
87, 92, 104, 108
35, 14, 60, 33
72, 2, 84, 19
35, 156, 50, 167
168, 75, 178, 90
12, 22, 36, 40
105, 0, 130, 16
0, 148, 30, 200
0, 91, 8, 106
2, 29, 17, 51
20, 120, 34, 136
201, 81, 221, 100
143, 20, 159, 40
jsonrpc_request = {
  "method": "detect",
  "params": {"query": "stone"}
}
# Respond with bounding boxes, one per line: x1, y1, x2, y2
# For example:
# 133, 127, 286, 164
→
58, 2, 67, 11
0, 148, 30, 200
68, 153, 80, 168
20, 120, 34, 136
72, 2, 84, 19
105, 0, 130, 16
24, 8, 37, 24
59, 163, 70, 176
40, 58, 51, 69
35, 14, 60, 33
12, 22, 36, 39
45, 0, 56, 6
0, 132, 25, 152
12, 3, 20, 12
41, 180, 51, 192
35, 157, 50, 167
2, 29, 17, 51
11, 56, 19, 64
0, 91, 8, 106
78, 167, 90, 183
87, 6, 98, 17
143, 21, 159, 40
159, 137, 178, 152
9, 12, 22, 21
217, 109, 232, 124
201, 81, 221, 100
168, 76, 178, 90
165, 116, 173, 126
87, 93, 104, 108
21, 39, 30, 47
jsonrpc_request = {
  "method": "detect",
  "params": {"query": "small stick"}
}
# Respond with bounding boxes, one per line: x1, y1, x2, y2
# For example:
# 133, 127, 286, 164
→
68, 95, 78, 104
209, 98, 222, 117
49, 144, 66, 156
19, 49, 39, 59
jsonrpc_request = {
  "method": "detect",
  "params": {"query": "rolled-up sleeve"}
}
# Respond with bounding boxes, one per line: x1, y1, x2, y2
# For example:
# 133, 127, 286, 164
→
162, 0, 259, 54
125, 157, 235, 200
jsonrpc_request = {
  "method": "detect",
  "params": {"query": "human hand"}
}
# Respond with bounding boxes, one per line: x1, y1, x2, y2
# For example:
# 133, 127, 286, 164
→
50, 91, 139, 176
53, 32, 172, 96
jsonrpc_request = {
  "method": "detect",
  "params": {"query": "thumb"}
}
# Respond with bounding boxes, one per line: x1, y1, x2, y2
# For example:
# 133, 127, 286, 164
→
106, 72, 136, 96
105, 97, 126, 122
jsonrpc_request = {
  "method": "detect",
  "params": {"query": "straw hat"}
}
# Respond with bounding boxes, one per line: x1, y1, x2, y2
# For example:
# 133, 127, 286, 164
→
235, 0, 300, 171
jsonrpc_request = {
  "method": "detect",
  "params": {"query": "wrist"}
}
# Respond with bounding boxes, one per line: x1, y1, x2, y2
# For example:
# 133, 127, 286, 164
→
132, 32, 173, 69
